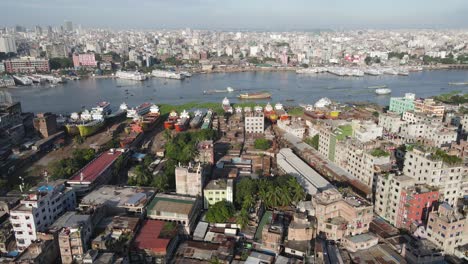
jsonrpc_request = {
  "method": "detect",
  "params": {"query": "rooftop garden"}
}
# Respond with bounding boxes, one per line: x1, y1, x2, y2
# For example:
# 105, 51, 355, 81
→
370, 148, 390, 157
432, 149, 463, 165
335, 125, 353, 141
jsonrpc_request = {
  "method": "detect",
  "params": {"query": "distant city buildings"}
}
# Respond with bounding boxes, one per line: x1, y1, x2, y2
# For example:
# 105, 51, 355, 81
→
72, 53, 97, 69
0, 36, 16, 53
4, 57, 50, 73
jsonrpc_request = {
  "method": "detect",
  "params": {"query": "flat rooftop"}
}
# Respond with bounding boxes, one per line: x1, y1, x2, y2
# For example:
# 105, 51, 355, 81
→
68, 149, 124, 184
277, 148, 332, 194
147, 194, 197, 216
79, 185, 154, 208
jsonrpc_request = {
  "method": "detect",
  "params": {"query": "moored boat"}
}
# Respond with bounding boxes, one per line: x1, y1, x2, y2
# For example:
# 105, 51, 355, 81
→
375, 88, 392, 95
238, 92, 272, 99
174, 110, 190, 132
201, 110, 213, 130
164, 110, 179, 130
127, 102, 152, 119
190, 110, 205, 128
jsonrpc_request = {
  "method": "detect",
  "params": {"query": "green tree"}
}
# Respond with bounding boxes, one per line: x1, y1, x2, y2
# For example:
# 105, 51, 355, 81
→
254, 138, 272, 150
305, 135, 319, 150
236, 208, 249, 229
235, 178, 257, 209
205, 201, 235, 223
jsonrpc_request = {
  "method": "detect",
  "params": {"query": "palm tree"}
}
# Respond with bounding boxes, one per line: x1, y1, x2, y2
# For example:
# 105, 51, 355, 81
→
236, 209, 249, 229
288, 177, 305, 203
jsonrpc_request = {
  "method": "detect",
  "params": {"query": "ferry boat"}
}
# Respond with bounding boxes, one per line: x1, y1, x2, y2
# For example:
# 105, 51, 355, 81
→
238, 92, 272, 99
12, 75, 33, 86
364, 68, 382, 76
127, 102, 152, 119
130, 104, 160, 133
106, 102, 128, 123
375, 88, 392, 95
190, 110, 205, 128
368, 85, 388, 89
116, 71, 147, 81
274, 103, 289, 121
222, 97, 233, 113
264, 103, 278, 123
383, 68, 399, 75
204, 87, 234, 94
164, 110, 179, 130
151, 69, 185, 80
448, 82, 468, 86
174, 110, 191, 132
91, 101, 111, 120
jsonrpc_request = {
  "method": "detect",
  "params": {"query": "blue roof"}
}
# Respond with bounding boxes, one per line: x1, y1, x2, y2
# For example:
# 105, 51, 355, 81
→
37, 185, 54, 193
126, 192, 146, 206
132, 153, 146, 160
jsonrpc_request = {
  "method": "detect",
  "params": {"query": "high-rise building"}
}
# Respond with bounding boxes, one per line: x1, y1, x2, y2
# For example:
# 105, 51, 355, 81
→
175, 163, 204, 196
403, 147, 465, 206
426, 203, 467, 254
64, 21, 73, 32
9, 181, 76, 251
0, 37, 17, 53
45, 43, 67, 58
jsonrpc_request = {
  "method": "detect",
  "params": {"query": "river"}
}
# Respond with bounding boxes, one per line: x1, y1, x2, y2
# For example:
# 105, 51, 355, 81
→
3, 70, 468, 113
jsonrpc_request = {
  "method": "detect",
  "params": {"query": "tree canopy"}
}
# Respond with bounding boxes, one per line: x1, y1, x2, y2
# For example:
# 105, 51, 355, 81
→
205, 201, 235, 223
49, 148, 96, 179
254, 138, 272, 150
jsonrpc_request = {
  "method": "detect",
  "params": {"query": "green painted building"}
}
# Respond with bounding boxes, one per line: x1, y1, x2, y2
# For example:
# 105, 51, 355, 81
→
389, 93, 416, 114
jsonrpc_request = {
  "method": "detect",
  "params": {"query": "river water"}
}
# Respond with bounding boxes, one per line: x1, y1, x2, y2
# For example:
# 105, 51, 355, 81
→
4, 70, 468, 113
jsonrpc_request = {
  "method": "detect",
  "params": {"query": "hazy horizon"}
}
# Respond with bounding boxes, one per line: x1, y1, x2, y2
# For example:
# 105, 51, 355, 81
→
1, 0, 468, 30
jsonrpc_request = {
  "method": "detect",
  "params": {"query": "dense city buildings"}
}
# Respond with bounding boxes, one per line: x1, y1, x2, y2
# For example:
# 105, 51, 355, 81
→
10, 181, 76, 251
0, 17, 467, 263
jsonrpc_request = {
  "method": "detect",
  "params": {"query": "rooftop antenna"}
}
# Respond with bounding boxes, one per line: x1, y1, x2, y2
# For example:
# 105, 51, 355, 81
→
43, 170, 49, 184
19, 176, 25, 193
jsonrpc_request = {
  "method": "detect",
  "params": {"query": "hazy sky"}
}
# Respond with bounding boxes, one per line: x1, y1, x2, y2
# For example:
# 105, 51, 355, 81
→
1, 0, 468, 29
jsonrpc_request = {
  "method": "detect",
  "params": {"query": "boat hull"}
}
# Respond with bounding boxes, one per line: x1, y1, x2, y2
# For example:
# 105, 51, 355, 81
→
77, 121, 104, 137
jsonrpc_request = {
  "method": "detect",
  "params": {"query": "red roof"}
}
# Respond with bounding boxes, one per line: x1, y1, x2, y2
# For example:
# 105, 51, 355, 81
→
133, 220, 172, 254
68, 150, 123, 184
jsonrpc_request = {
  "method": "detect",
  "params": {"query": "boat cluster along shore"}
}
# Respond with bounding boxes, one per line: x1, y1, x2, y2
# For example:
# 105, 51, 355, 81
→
296, 66, 423, 77
115, 69, 192, 81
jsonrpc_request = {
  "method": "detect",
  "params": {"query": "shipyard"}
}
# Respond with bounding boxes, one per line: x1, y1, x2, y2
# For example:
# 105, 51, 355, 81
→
1, 3, 468, 263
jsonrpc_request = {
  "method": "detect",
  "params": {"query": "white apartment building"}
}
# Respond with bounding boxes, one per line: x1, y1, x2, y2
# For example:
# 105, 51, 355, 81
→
403, 148, 466, 206
334, 139, 391, 189
245, 112, 264, 134
175, 163, 205, 197
352, 120, 383, 143
400, 123, 457, 147
378, 111, 404, 134
277, 118, 306, 138
461, 114, 468, 134
402, 111, 443, 124
10, 181, 76, 251
374, 174, 415, 226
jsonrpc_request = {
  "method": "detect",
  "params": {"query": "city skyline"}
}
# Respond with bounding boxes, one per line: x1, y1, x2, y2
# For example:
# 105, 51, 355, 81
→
1, 0, 468, 30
